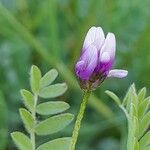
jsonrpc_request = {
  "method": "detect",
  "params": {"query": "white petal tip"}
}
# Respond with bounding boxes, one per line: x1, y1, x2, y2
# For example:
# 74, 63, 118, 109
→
108, 69, 128, 78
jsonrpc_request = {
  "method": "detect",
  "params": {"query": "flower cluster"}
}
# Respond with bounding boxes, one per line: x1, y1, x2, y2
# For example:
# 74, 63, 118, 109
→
75, 26, 128, 90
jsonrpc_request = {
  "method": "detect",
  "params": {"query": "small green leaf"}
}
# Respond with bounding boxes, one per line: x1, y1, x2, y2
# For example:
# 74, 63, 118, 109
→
20, 89, 34, 112
127, 86, 137, 112
39, 83, 67, 98
129, 103, 138, 118
30, 65, 41, 94
40, 69, 58, 88
19, 108, 34, 133
36, 137, 71, 150
35, 113, 74, 135
139, 111, 150, 138
138, 98, 150, 119
105, 90, 121, 106
123, 84, 136, 109
140, 131, 150, 149
36, 101, 70, 115
138, 87, 146, 103
11, 132, 32, 150
143, 145, 150, 150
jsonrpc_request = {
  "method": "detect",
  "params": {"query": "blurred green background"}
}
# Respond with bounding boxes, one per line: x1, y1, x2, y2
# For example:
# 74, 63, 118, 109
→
0, 0, 150, 149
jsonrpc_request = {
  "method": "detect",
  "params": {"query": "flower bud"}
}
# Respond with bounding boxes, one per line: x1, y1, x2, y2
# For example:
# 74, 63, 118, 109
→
75, 26, 128, 90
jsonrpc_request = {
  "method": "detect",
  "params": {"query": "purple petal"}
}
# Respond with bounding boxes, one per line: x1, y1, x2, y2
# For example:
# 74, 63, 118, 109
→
75, 45, 98, 80
100, 33, 116, 62
108, 69, 128, 78
82, 26, 105, 52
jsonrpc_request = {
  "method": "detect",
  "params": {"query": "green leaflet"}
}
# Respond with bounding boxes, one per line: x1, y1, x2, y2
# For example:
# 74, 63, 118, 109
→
40, 69, 58, 88
139, 111, 150, 138
20, 89, 34, 112
138, 98, 150, 119
11, 132, 32, 150
39, 83, 68, 98
139, 131, 150, 149
105, 90, 121, 106
143, 146, 150, 150
30, 65, 41, 94
19, 108, 34, 133
138, 87, 146, 103
36, 101, 70, 115
36, 137, 71, 150
35, 113, 74, 135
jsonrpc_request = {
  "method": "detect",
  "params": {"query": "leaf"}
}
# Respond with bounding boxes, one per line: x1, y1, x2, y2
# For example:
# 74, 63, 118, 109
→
35, 113, 74, 135
143, 145, 150, 150
123, 84, 136, 110
139, 111, 150, 138
129, 103, 137, 118
20, 89, 34, 112
36, 101, 70, 115
138, 87, 146, 103
127, 85, 137, 112
140, 131, 150, 149
39, 83, 67, 98
138, 98, 150, 119
36, 137, 71, 150
105, 90, 121, 106
19, 108, 34, 133
40, 69, 58, 88
30, 65, 41, 94
11, 132, 32, 150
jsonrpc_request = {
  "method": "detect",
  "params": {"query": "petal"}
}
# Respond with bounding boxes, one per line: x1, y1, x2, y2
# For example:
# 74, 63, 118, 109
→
83, 26, 105, 52
100, 33, 116, 62
100, 52, 110, 63
108, 69, 128, 78
76, 45, 98, 80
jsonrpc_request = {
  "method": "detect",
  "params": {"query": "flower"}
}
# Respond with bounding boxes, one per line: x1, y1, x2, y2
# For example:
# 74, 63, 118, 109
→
75, 26, 128, 90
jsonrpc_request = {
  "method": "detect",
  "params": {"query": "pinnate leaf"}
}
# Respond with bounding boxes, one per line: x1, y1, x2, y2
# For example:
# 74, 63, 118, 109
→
36, 137, 71, 150
39, 83, 67, 98
11, 132, 32, 150
40, 69, 58, 88
35, 113, 74, 135
19, 108, 34, 133
20, 89, 34, 112
30, 65, 41, 93
36, 101, 70, 115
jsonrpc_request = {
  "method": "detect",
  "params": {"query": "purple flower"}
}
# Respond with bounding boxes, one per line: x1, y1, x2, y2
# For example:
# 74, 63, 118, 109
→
75, 26, 128, 90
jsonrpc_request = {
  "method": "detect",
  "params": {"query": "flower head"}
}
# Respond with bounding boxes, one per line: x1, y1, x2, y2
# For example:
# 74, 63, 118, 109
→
75, 26, 128, 90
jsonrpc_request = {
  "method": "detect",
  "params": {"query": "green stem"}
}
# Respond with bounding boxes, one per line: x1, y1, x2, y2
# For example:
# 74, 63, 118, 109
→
127, 118, 134, 150
31, 94, 38, 150
70, 90, 91, 150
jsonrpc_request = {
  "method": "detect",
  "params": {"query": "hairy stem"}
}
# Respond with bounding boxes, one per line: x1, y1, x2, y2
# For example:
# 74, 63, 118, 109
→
31, 94, 38, 150
70, 90, 91, 150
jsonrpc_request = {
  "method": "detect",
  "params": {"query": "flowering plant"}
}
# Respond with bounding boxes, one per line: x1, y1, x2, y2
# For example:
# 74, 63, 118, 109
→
70, 26, 128, 150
